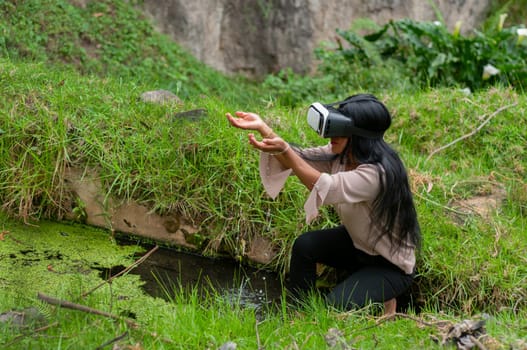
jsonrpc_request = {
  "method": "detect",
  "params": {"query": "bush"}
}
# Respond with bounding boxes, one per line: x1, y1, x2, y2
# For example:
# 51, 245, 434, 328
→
329, 17, 527, 91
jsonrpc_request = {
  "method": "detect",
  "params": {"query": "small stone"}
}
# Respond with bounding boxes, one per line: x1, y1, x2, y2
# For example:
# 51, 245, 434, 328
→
140, 90, 181, 104
218, 341, 237, 350
0, 307, 47, 328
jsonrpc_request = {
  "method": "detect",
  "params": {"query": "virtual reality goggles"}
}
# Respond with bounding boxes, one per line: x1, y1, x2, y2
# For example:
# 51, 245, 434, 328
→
307, 102, 384, 138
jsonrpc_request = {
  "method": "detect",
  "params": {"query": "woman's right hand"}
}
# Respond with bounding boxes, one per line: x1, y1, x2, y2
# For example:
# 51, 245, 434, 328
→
226, 111, 267, 133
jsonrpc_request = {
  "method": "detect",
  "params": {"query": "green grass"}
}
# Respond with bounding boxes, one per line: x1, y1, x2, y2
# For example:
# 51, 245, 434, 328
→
1, 0, 526, 348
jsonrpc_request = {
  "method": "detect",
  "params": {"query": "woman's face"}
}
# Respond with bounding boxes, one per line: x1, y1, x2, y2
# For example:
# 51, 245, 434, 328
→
329, 137, 349, 154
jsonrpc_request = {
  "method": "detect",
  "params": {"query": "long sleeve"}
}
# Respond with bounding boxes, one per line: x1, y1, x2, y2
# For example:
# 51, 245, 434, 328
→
258, 144, 333, 199
259, 152, 293, 199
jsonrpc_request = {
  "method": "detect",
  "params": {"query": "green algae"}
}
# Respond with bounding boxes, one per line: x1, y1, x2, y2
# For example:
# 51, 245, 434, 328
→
0, 212, 146, 303
0, 212, 173, 348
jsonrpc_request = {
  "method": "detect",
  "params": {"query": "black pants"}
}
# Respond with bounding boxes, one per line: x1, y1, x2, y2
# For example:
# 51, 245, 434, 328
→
288, 225, 414, 310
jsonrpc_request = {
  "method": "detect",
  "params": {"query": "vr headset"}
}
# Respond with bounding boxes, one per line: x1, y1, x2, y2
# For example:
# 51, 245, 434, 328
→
307, 101, 384, 138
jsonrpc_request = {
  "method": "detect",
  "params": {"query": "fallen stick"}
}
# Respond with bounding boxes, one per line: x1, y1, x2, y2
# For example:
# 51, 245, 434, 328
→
426, 102, 517, 162
81, 244, 159, 298
95, 331, 128, 350
38, 293, 176, 345
37, 292, 138, 328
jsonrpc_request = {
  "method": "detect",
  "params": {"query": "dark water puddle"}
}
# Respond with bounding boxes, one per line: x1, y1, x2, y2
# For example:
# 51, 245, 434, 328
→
98, 243, 284, 309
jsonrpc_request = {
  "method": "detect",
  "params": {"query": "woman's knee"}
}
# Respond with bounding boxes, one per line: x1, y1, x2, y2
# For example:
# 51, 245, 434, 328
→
291, 232, 318, 258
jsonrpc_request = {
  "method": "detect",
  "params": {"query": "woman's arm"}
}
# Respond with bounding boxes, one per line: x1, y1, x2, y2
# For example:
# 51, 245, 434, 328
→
247, 133, 320, 191
226, 111, 321, 191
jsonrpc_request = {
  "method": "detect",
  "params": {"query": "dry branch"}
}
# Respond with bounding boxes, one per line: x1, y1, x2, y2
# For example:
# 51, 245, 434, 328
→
81, 244, 159, 298
37, 292, 138, 328
95, 331, 129, 350
426, 102, 518, 162
3, 321, 59, 348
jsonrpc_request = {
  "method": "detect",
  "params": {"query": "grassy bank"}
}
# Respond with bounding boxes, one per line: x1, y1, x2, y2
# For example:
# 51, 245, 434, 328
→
0, 0, 260, 103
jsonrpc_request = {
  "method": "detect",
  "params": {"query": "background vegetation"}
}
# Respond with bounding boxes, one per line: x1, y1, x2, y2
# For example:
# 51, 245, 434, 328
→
1, 0, 526, 348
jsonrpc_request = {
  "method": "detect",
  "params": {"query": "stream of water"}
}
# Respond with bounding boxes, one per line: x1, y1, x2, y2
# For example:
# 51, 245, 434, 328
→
100, 243, 284, 310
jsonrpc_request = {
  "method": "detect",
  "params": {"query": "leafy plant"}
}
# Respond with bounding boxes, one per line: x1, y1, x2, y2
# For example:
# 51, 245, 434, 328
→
327, 17, 527, 90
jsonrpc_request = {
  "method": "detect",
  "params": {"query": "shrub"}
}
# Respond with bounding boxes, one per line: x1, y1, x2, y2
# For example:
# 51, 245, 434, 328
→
329, 17, 527, 91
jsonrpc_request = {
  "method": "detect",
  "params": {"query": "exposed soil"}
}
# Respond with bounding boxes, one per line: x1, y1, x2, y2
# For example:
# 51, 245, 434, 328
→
449, 182, 507, 222
63, 166, 198, 248
62, 166, 278, 265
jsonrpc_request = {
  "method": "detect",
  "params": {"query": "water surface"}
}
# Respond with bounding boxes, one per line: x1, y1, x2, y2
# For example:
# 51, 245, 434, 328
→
102, 243, 284, 309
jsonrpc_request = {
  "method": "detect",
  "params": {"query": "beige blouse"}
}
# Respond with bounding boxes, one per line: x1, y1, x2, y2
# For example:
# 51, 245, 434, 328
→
259, 143, 416, 274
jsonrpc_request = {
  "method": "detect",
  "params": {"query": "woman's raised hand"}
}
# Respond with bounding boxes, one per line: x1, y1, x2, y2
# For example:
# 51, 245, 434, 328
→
248, 133, 289, 154
225, 111, 266, 132
226, 111, 289, 154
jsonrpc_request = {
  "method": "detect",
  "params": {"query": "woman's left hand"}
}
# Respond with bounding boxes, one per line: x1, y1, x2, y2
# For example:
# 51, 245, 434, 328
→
248, 133, 289, 155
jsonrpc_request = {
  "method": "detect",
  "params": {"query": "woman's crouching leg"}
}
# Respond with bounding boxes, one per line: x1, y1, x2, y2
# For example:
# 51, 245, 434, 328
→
325, 265, 413, 312
287, 232, 319, 297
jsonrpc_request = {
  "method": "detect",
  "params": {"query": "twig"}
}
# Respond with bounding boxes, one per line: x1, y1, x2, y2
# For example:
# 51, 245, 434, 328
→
469, 335, 488, 350
81, 245, 159, 298
377, 312, 436, 327
34, 321, 60, 334
37, 292, 139, 328
95, 331, 128, 350
353, 312, 442, 334
426, 103, 518, 162
491, 223, 502, 258
38, 293, 176, 345
413, 192, 468, 216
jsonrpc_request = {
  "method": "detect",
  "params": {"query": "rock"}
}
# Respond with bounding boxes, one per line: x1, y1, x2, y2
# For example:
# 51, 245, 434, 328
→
63, 167, 199, 250
140, 90, 181, 104
218, 341, 237, 350
324, 327, 343, 347
246, 234, 277, 265
0, 307, 47, 329
173, 108, 208, 121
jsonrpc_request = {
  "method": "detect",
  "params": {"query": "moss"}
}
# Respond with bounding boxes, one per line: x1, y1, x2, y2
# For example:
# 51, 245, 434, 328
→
0, 212, 145, 302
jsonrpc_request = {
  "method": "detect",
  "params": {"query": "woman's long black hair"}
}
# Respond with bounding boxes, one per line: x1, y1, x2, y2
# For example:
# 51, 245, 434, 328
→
338, 94, 421, 252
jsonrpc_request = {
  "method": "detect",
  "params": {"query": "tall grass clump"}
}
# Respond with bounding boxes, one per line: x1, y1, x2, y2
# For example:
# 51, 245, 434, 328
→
0, 58, 312, 270
386, 88, 526, 312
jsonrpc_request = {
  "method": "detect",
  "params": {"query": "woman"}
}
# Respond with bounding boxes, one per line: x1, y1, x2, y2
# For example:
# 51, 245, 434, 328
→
226, 94, 421, 314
